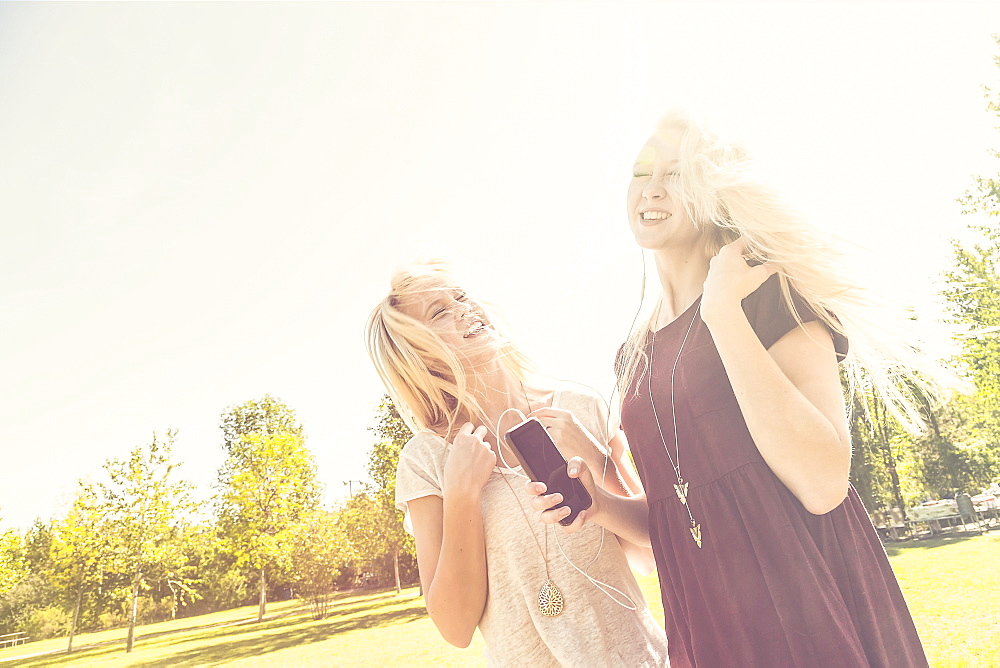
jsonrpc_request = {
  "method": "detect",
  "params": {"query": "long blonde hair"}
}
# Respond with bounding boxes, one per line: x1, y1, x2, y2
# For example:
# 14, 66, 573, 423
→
617, 109, 956, 432
366, 258, 536, 436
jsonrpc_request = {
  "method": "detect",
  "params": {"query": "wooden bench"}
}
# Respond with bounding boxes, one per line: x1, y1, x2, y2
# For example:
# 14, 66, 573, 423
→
0, 631, 28, 649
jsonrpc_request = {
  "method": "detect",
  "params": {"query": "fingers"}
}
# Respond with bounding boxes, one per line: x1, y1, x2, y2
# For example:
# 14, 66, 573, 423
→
566, 456, 591, 485
458, 422, 489, 442
721, 237, 747, 255
540, 505, 587, 533
718, 238, 777, 272
530, 490, 563, 512
524, 480, 547, 497
560, 509, 588, 534
525, 472, 589, 533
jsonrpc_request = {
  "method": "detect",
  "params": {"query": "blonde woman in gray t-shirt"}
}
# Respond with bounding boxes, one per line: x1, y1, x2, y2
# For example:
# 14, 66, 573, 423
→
366, 259, 667, 667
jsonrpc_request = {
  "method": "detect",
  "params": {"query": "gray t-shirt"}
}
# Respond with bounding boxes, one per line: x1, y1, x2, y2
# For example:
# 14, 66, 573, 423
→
395, 385, 668, 667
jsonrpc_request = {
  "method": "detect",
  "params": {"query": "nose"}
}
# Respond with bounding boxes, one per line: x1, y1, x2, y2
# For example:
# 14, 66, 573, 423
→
642, 176, 667, 200
451, 299, 475, 317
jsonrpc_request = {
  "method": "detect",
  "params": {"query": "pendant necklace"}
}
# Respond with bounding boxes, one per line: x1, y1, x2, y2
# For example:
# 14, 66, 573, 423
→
498, 473, 565, 616
495, 379, 565, 617
648, 302, 703, 548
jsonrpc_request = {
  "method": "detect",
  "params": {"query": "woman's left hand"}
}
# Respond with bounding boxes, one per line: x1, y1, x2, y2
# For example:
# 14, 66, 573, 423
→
526, 457, 600, 533
701, 238, 777, 325
529, 407, 607, 463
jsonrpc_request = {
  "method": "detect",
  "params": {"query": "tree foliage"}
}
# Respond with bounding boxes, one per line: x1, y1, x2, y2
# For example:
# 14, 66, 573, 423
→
940, 34, 1000, 480
220, 394, 304, 454
288, 508, 349, 618
49, 481, 109, 651
0, 521, 25, 598
94, 431, 196, 652
850, 36, 1000, 515
1, 395, 429, 639
216, 397, 321, 621
361, 397, 416, 592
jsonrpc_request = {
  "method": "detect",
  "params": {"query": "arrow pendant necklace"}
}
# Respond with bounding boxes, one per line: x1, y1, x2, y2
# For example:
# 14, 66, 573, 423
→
649, 302, 703, 548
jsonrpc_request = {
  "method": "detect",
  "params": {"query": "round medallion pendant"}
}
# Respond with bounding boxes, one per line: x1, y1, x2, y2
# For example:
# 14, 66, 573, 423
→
538, 579, 564, 617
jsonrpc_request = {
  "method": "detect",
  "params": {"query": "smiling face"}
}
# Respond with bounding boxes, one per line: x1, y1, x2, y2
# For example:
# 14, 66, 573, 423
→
397, 285, 496, 352
627, 132, 705, 253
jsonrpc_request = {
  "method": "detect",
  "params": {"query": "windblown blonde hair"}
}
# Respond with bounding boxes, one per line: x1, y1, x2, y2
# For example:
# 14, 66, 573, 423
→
366, 258, 536, 436
617, 109, 956, 432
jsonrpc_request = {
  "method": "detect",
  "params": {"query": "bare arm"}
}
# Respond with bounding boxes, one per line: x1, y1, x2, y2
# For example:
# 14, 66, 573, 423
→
408, 494, 487, 647
701, 240, 851, 515
408, 423, 495, 647
604, 430, 656, 574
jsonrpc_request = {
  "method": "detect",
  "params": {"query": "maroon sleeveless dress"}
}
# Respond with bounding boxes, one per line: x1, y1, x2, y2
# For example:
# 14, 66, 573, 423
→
621, 276, 927, 667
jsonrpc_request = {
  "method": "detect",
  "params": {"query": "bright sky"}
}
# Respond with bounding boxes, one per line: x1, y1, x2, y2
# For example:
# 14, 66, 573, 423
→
2, 2, 999, 531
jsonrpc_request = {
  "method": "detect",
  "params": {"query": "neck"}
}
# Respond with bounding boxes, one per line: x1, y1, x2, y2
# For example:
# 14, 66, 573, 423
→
652, 247, 710, 326
463, 360, 533, 434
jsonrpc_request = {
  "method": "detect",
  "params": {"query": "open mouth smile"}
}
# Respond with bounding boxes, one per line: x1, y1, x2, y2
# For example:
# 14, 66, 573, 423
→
642, 211, 671, 221
464, 319, 487, 338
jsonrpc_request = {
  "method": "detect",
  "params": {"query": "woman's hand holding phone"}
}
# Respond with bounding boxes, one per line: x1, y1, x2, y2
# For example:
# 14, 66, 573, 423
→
529, 407, 608, 464
527, 456, 603, 533
443, 423, 496, 500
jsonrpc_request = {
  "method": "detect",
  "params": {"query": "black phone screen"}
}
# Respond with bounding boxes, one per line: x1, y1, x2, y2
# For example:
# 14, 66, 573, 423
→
504, 418, 593, 526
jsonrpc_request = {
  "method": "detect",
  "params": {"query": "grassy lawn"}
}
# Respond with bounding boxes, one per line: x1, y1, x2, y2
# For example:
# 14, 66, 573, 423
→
1, 531, 997, 666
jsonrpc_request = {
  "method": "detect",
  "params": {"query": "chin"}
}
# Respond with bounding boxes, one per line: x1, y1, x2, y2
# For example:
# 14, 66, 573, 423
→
631, 233, 667, 251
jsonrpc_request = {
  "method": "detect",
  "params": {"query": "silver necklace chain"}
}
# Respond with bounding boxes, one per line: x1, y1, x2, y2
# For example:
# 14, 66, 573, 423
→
648, 303, 704, 548
494, 380, 566, 616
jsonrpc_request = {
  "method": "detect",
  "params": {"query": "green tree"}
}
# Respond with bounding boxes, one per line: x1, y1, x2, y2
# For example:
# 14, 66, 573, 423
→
0, 520, 25, 599
361, 397, 416, 593
177, 524, 249, 614
49, 482, 109, 652
220, 394, 304, 453
0, 521, 65, 638
847, 383, 906, 516
216, 398, 321, 621
0, 516, 29, 635
95, 430, 196, 653
339, 491, 390, 584
288, 508, 350, 619
941, 35, 1000, 482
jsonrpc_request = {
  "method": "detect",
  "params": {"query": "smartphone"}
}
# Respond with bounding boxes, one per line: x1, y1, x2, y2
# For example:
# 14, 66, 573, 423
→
504, 418, 593, 526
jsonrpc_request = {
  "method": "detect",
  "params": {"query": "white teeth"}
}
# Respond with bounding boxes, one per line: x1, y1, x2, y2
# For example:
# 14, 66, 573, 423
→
464, 321, 486, 338
642, 211, 670, 220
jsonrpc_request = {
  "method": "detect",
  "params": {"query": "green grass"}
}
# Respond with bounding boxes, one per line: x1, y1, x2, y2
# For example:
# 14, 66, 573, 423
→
2, 532, 997, 666
885, 532, 1000, 667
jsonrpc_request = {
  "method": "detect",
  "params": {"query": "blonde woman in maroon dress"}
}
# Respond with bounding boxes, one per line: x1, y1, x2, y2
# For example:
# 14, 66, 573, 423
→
529, 110, 950, 667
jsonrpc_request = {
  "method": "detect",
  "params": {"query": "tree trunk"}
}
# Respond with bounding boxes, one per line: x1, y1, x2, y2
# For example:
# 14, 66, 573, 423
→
126, 572, 140, 653
884, 446, 907, 521
257, 566, 267, 621
874, 398, 908, 521
67, 573, 83, 653
393, 547, 401, 594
